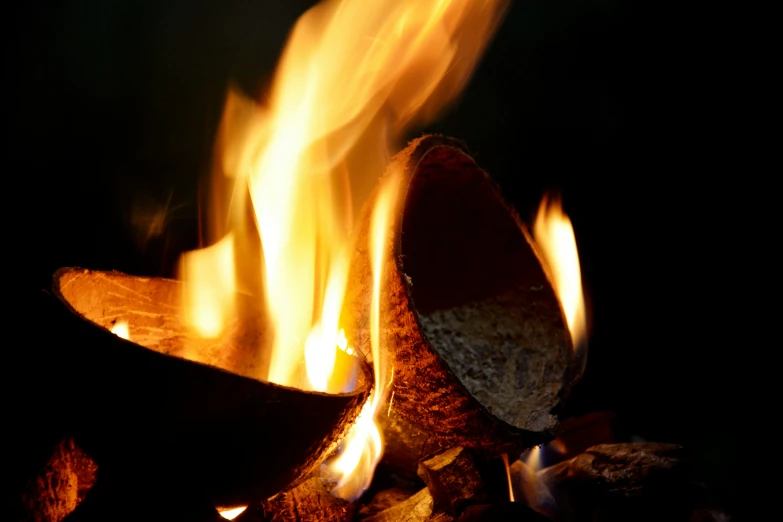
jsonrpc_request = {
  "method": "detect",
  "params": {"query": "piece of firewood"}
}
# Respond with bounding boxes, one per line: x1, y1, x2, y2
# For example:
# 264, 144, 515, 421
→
343, 135, 577, 474
359, 487, 421, 520
538, 443, 688, 498
534, 443, 691, 521
376, 412, 446, 481
49, 268, 372, 507
233, 475, 353, 522
361, 488, 453, 522
19, 437, 97, 522
417, 447, 487, 515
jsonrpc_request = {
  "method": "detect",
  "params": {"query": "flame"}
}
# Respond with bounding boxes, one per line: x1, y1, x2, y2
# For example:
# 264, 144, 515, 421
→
520, 445, 556, 516
324, 173, 401, 500
501, 453, 515, 502
533, 194, 587, 356
180, 234, 236, 339
110, 320, 130, 340
217, 506, 247, 520
178, 0, 507, 498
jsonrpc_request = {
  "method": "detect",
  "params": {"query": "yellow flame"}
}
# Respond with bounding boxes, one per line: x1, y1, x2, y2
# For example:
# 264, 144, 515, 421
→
325, 173, 401, 500
533, 194, 587, 351
217, 506, 247, 520
179, 234, 236, 339
501, 453, 515, 502
110, 320, 130, 340
178, 0, 507, 497
520, 445, 556, 516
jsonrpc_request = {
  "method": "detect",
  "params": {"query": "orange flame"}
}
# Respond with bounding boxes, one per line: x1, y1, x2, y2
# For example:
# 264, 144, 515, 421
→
324, 172, 401, 500
533, 194, 587, 356
110, 320, 130, 341
178, 0, 507, 498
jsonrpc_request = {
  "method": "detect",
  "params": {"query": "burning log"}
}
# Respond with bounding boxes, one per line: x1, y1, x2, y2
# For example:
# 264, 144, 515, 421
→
417, 447, 487, 515
538, 443, 688, 499
531, 443, 691, 521
360, 488, 451, 522
48, 268, 372, 507
344, 135, 577, 473
358, 487, 420, 519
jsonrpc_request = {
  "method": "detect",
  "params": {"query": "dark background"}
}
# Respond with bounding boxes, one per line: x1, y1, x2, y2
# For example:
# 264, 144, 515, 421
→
8, 0, 735, 513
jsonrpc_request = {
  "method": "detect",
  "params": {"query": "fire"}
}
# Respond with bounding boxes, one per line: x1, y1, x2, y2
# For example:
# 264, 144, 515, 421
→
179, 0, 507, 499
533, 194, 587, 354
110, 320, 130, 340
519, 445, 555, 516
217, 506, 247, 520
324, 173, 401, 500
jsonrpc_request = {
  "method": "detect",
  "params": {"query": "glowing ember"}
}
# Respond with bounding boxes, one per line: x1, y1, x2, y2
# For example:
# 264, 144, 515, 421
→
178, 0, 508, 499
533, 194, 587, 353
217, 506, 247, 520
110, 320, 130, 340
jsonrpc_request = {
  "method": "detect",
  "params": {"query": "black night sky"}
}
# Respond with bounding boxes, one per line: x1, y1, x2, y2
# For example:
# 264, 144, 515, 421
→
7, 0, 736, 514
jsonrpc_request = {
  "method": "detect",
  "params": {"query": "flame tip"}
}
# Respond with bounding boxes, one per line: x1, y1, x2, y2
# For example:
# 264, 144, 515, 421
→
532, 194, 587, 364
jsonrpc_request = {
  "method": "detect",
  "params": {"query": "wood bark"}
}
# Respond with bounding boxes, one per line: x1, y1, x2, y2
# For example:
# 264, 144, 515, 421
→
361, 488, 452, 522
532, 443, 691, 522
343, 135, 577, 475
231, 476, 355, 522
19, 437, 97, 522
417, 447, 487, 515
537, 443, 688, 499
49, 268, 372, 507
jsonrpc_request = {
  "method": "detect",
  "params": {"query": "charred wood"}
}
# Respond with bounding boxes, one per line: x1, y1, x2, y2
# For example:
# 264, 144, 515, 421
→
538, 443, 688, 499
360, 488, 451, 522
376, 413, 446, 481
359, 487, 421, 520
532, 443, 692, 522
49, 268, 371, 507
344, 135, 576, 476
417, 447, 487, 515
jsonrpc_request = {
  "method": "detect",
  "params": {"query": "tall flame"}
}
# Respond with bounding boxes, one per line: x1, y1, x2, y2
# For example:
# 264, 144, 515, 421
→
179, 0, 508, 499
324, 173, 401, 500
533, 194, 587, 357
